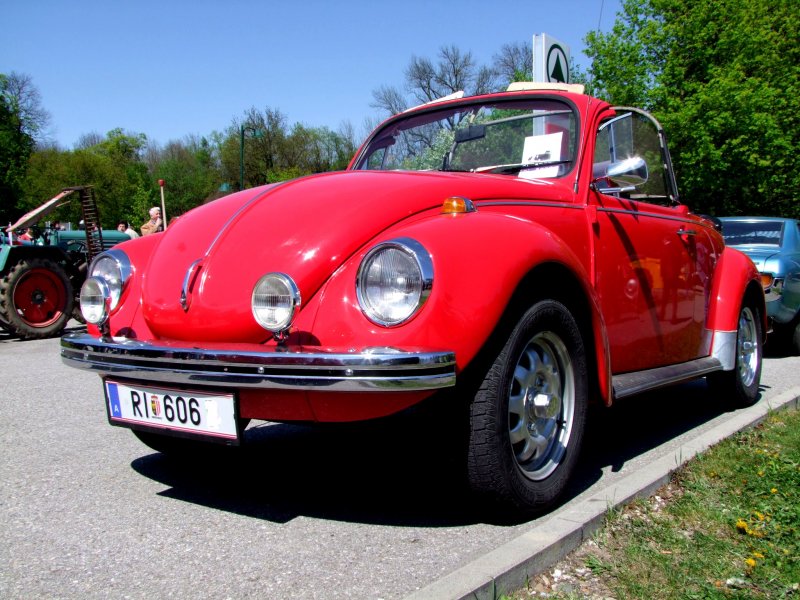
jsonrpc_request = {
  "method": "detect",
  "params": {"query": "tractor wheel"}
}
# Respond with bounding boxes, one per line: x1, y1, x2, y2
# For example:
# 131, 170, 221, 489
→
0, 258, 74, 339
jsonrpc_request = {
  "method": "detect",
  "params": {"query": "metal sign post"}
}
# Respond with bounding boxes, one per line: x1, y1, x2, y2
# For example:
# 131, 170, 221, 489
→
159, 179, 168, 230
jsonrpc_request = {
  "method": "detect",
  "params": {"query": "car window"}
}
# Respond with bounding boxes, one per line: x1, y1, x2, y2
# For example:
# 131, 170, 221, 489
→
722, 221, 784, 246
594, 111, 671, 204
356, 98, 578, 178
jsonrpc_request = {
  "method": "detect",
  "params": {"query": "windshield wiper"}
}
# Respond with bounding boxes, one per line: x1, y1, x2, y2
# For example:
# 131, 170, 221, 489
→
473, 160, 571, 174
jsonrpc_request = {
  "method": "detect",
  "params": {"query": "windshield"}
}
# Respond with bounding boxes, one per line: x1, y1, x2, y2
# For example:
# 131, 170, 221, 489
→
722, 220, 784, 246
355, 98, 578, 179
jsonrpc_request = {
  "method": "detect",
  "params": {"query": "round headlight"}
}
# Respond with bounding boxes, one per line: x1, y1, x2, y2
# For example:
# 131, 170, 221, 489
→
357, 238, 433, 327
252, 273, 301, 333
80, 277, 111, 325
89, 250, 131, 311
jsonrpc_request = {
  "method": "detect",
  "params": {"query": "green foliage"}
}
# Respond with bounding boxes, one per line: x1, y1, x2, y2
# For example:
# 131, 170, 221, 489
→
507, 409, 800, 600
600, 409, 800, 598
217, 107, 357, 190
21, 129, 155, 229
0, 74, 35, 225
584, 0, 800, 217
150, 136, 221, 223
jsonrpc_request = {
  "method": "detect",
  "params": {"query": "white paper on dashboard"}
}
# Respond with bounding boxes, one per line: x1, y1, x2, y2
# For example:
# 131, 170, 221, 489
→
519, 132, 563, 178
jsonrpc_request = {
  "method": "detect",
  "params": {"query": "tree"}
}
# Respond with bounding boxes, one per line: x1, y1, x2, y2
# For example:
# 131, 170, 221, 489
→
371, 45, 498, 116
0, 73, 35, 224
149, 135, 222, 218
0, 75, 35, 225
217, 108, 358, 189
583, 0, 800, 217
1, 71, 52, 145
22, 129, 155, 229
493, 41, 533, 86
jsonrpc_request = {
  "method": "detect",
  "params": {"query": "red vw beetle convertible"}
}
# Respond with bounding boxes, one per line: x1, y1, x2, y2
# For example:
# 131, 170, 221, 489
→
61, 83, 765, 514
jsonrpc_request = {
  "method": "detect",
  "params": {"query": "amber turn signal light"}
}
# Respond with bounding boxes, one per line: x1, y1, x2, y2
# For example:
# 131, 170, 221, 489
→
441, 196, 476, 214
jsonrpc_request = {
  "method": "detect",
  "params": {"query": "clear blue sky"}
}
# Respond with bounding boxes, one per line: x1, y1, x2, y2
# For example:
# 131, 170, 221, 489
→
1, 0, 621, 149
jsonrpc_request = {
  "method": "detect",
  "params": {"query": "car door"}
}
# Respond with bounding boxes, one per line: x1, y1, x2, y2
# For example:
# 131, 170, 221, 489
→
589, 109, 711, 373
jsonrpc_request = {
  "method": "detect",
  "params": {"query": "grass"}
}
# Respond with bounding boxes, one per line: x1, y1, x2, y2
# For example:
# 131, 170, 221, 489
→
504, 407, 800, 599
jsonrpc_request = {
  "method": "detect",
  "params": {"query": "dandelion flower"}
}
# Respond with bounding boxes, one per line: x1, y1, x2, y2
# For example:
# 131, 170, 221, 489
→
745, 558, 757, 568
736, 519, 749, 533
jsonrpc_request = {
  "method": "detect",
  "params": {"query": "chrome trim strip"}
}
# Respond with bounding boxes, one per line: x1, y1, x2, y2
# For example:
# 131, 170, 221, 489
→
476, 201, 583, 210
60, 333, 456, 392
180, 258, 203, 312
596, 206, 699, 225
612, 356, 722, 399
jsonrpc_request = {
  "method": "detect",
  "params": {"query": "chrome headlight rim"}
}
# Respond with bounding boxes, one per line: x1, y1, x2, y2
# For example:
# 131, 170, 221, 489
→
88, 249, 132, 312
356, 237, 433, 328
79, 276, 112, 325
251, 272, 302, 334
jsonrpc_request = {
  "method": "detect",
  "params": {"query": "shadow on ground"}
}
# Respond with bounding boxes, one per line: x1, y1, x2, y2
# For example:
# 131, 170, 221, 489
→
130, 376, 761, 528
0, 322, 85, 343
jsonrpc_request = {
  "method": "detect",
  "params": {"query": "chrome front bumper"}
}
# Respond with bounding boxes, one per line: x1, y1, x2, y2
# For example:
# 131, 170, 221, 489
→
60, 333, 456, 392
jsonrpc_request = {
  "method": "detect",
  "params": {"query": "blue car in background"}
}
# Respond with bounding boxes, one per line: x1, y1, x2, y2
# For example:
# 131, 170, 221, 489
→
719, 217, 800, 354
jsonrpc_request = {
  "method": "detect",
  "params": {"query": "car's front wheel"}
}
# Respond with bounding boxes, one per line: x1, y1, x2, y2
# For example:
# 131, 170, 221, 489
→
467, 300, 588, 515
709, 299, 763, 407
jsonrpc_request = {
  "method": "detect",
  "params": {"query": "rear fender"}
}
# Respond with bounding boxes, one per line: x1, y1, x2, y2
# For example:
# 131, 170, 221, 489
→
708, 247, 767, 369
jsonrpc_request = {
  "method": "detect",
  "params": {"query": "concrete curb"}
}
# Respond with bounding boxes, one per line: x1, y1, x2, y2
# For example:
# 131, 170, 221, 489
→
404, 387, 800, 600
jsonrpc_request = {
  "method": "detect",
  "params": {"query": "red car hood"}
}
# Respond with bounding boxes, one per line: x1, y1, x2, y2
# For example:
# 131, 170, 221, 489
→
141, 170, 572, 341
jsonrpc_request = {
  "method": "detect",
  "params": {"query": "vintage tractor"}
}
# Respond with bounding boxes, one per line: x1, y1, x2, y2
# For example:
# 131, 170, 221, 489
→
0, 186, 131, 339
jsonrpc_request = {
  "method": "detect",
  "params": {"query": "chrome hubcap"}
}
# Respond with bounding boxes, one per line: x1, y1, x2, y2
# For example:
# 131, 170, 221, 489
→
508, 331, 575, 481
737, 306, 759, 387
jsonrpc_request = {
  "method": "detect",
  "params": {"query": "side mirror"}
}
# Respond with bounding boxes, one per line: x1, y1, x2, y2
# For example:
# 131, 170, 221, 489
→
592, 156, 649, 194
607, 156, 648, 186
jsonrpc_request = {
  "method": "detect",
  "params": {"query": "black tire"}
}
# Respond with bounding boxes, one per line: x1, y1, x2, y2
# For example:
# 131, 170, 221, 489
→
790, 316, 800, 356
0, 311, 10, 332
71, 304, 86, 325
467, 300, 588, 515
0, 258, 74, 339
708, 299, 763, 408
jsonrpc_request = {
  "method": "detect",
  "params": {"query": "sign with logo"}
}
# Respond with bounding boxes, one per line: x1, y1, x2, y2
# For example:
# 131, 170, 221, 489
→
533, 34, 571, 84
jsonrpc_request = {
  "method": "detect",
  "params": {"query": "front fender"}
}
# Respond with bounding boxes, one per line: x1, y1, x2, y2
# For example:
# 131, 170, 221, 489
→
304, 209, 609, 396
87, 233, 162, 338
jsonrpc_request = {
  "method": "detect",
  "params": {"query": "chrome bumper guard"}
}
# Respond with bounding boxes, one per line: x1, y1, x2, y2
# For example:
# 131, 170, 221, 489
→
60, 333, 456, 392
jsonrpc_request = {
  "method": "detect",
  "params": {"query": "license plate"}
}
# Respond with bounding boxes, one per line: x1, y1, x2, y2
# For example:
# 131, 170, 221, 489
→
104, 380, 239, 441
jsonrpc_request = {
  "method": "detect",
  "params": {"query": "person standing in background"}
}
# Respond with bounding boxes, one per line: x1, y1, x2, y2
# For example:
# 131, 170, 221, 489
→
140, 207, 163, 236
118, 221, 140, 239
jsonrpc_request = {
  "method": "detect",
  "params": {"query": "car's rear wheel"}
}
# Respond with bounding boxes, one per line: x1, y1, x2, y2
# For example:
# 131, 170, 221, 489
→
789, 316, 800, 356
709, 300, 762, 407
0, 258, 74, 339
467, 300, 588, 515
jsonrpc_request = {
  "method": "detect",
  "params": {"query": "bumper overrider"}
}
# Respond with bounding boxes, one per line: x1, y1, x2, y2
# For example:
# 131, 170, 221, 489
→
60, 333, 457, 392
